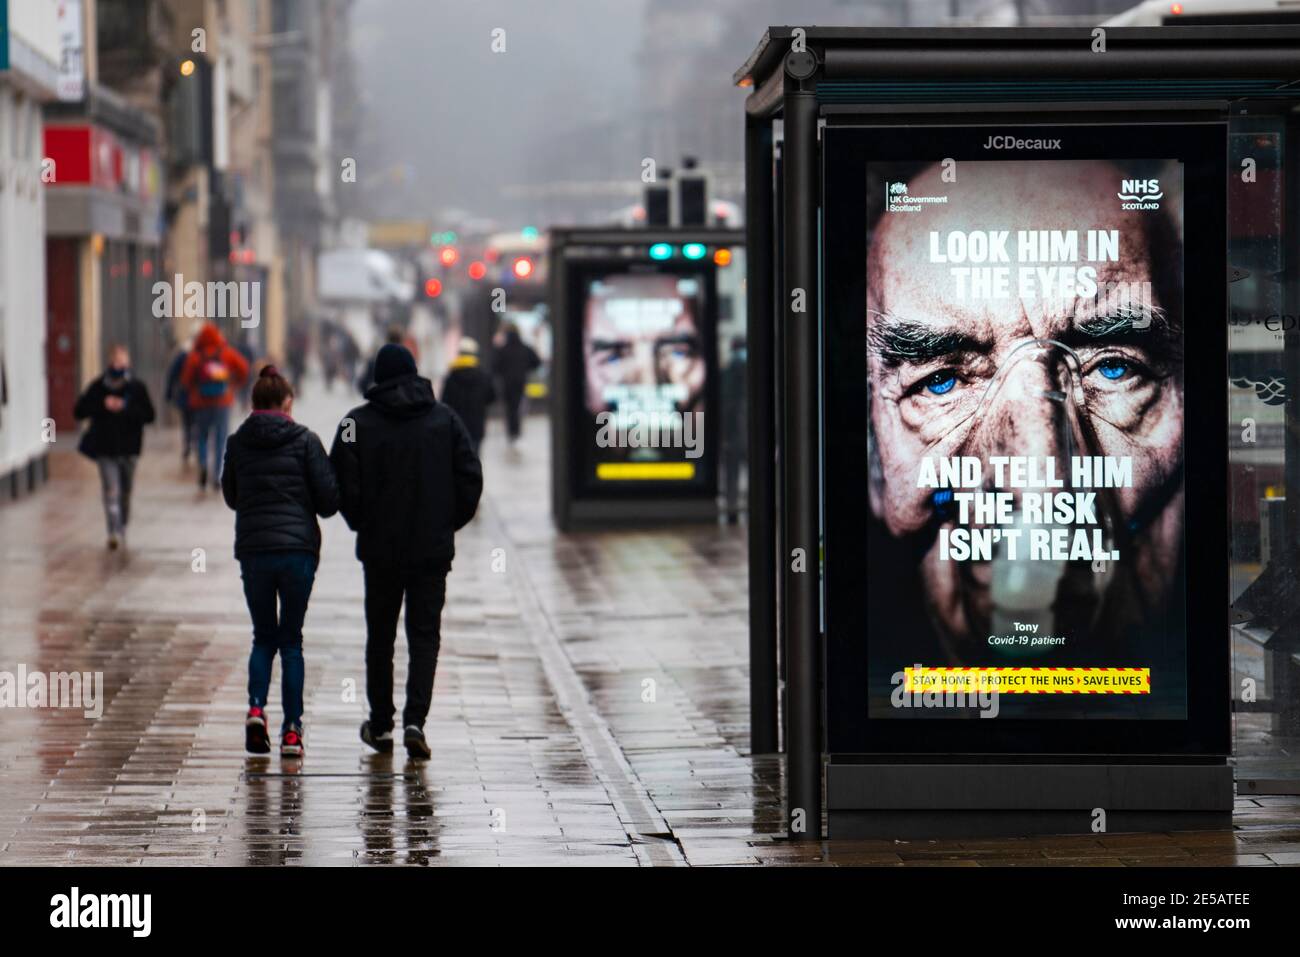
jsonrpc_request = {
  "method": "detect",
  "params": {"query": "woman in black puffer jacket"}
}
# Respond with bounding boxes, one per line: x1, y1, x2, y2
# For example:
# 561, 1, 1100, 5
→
222, 365, 338, 758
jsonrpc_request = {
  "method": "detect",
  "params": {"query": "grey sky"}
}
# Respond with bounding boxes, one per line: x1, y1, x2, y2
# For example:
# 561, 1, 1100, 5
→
351, 0, 647, 223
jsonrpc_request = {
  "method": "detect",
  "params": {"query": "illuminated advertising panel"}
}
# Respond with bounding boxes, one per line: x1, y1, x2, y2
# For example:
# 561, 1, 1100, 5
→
823, 120, 1228, 755
572, 265, 718, 495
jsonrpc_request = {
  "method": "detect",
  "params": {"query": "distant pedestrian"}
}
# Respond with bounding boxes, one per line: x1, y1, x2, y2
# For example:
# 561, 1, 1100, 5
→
164, 339, 195, 463
439, 337, 495, 453
222, 366, 339, 758
340, 330, 361, 392
286, 322, 309, 385
181, 322, 250, 491
330, 344, 482, 760
356, 325, 405, 395
721, 336, 748, 524
320, 324, 350, 392
74, 345, 156, 550
235, 332, 257, 411
493, 323, 540, 444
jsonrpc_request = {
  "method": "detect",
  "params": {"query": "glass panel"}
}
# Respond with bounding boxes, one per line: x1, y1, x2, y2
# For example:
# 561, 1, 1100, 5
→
1228, 114, 1300, 790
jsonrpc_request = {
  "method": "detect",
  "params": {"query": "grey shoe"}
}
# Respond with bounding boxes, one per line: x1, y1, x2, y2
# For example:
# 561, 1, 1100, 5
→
404, 725, 431, 760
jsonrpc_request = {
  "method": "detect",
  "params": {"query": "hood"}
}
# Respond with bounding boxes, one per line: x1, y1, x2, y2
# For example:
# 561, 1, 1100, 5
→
195, 323, 227, 352
235, 411, 307, 450
365, 373, 437, 419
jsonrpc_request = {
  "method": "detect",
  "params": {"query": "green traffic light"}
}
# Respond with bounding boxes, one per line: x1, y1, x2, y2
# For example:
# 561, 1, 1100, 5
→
649, 243, 674, 261
521, 226, 539, 241
682, 242, 707, 260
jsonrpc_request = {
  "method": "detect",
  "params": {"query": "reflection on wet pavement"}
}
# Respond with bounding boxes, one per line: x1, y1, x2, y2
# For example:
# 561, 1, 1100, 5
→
2, 383, 1299, 865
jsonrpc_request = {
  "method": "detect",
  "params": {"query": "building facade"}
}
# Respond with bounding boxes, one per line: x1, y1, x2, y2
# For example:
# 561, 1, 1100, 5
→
43, 0, 165, 431
270, 0, 357, 337
0, 0, 60, 497
40, 0, 298, 441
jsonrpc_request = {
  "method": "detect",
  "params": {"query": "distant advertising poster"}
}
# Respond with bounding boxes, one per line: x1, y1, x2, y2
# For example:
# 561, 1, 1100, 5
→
579, 271, 713, 489
862, 155, 1189, 721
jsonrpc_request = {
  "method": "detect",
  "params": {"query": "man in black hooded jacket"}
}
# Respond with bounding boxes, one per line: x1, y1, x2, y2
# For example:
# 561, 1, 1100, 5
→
330, 344, 483, 759
75, 345, 156, 550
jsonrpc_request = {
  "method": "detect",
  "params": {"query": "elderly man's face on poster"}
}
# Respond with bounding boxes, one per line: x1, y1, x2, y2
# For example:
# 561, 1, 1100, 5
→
865, 160, 1185, 655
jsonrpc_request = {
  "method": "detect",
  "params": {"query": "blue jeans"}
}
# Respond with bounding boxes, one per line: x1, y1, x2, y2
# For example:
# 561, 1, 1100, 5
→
241, 551, 318, 731
96, 455, 138, 536
193, 405, 230, 482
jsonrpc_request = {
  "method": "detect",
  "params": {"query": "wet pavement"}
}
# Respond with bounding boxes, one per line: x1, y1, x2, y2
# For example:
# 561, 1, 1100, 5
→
2, 382, 1300, 866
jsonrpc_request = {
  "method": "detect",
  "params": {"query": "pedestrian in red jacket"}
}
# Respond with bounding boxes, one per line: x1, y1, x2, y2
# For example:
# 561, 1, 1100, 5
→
180, 322, 250, 490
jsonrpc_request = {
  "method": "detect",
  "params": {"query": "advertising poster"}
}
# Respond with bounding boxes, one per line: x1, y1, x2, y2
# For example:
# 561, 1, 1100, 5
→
580, 272, 711, 487
863, 156, 1188, 721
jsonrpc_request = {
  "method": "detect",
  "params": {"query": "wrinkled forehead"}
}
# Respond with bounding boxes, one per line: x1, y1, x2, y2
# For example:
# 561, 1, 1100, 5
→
585, 286, 696, 338
867, 160, 1163, 322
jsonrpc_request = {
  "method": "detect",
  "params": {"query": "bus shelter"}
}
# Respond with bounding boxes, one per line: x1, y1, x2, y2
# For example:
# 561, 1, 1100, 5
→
549, 226, 746, 531
738, 26, 1300, 838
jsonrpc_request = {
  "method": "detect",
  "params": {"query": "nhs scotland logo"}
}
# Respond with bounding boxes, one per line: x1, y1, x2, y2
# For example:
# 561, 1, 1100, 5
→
1118, 178, 1163, 210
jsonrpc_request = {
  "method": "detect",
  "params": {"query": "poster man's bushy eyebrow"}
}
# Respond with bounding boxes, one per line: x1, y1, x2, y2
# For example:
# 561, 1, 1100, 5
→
867, 311, 987, 366
1075, 301, 1172, 339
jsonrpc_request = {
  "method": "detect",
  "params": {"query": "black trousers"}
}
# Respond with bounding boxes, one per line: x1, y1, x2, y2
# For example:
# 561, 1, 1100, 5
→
363, 562, 449, 732
503, 382, 525, 439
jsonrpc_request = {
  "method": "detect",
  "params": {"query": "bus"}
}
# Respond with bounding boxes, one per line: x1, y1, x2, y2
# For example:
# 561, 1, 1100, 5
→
1104, 0, 1300, 26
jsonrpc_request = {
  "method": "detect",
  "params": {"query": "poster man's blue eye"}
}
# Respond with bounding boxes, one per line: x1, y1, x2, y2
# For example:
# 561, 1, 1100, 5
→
1098, 360, 1129, 381
924, 372, 956, 395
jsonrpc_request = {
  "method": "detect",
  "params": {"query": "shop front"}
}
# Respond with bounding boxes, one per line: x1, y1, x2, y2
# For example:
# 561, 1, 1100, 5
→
44, 91, 163, 432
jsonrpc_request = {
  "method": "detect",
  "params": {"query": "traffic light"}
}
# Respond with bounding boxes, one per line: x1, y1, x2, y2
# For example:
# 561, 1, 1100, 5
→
424, 278, 442, 297
678, 175, 708, 226
468, 261, 486, 280
642, 180, 670, 224
512, 257, 534, 279
439, 246, 459, 267
165, 55, 213, 167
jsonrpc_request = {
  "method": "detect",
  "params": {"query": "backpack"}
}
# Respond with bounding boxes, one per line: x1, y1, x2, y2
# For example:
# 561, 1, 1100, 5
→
195, 348, 232, 400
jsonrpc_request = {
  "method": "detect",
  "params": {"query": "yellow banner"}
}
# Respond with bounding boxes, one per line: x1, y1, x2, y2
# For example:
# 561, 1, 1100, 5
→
367, 219, 432, 247
903, 666, 1150, 694
596, 462, 695, 481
